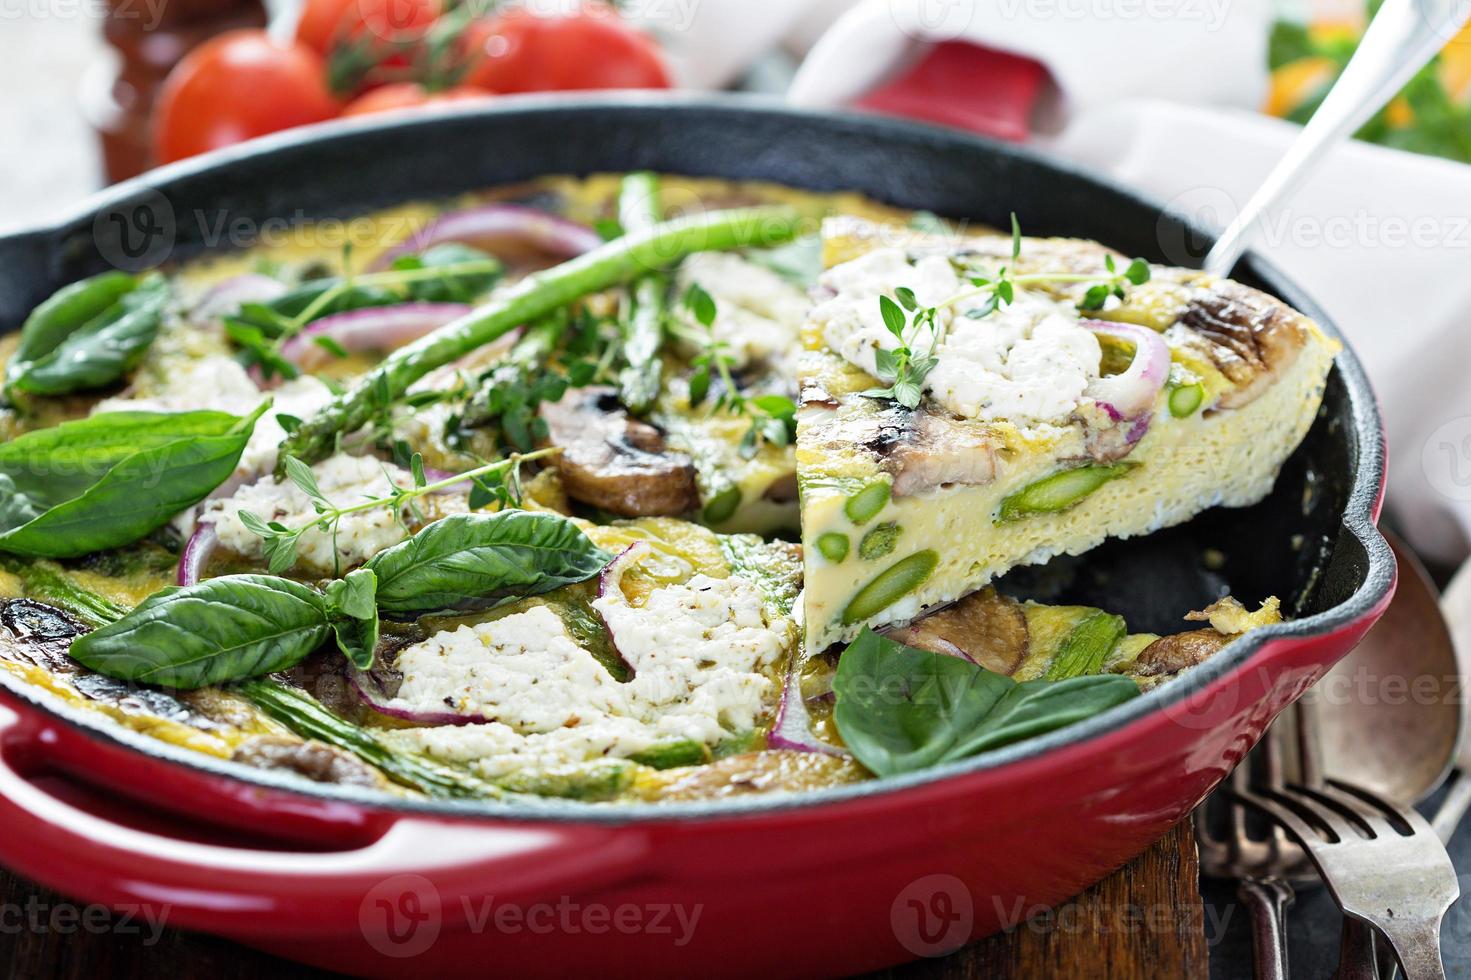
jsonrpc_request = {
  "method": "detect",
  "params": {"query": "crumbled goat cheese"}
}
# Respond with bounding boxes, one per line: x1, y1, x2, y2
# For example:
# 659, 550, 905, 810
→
394, 605, 628, 729
203, 453, 422, 571
595, 572, 787, 742
812, 248, 1102, 425
93, 354, 332, 480
385, 574, 792, 777
676, 253, 809, 368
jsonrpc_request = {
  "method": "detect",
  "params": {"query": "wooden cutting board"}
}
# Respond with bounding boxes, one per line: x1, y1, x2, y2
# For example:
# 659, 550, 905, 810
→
0, 820, 1205, 978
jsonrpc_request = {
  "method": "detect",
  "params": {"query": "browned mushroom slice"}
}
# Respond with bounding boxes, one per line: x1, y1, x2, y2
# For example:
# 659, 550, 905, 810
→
1131, 629, 1232, 677
886, 587, 1029, 676
232, 734, 386, 788
0, 599, 87, 674
1177, 280, 1308, 409
642, 750, 867, 802
860, 405, 998, 498
538, 386, 700, 516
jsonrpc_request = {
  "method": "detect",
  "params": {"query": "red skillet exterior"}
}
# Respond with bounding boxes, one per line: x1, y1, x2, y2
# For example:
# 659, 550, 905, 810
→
0, 97, 1395, 976
0, 579, 1391, 978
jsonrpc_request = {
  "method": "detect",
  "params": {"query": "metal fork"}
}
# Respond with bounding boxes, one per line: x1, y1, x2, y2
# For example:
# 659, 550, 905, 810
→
1229, 772, 1460, 979
1197, 707, 1318, 979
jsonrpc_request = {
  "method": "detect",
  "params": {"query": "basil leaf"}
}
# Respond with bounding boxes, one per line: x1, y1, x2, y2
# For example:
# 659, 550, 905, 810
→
69, 574, 332, 689
832, 628, 1139, 777
7, 274, 168, 396
364, 511, 611, 619
323, 568, 380, 670
0, 405, 267, 557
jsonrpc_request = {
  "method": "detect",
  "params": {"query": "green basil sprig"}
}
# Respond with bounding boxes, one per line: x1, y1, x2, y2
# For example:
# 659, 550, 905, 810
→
0, 405, 268, 558
6, 272, 169, 396
832, 628, 1140, 777
365, 511, 612, 619
69, 511, 607, 688
69, 572, 379, 689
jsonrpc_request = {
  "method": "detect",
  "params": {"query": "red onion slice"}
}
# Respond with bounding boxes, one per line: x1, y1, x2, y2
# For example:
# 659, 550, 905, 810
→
371, 204, 603, 270
767, 662, 844, 756
277, 302, 471, 371
348, 665, 489, 726
593, 542, 650, 677
194, 274, 288, 323
177, 522, 218, 586
1084, 320, 1171, 422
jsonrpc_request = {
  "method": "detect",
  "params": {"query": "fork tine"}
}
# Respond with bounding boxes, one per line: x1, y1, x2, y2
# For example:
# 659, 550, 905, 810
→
1327, 779, 1432, 837
1228, 783, 1324, 845
1290, 782, 1396, 838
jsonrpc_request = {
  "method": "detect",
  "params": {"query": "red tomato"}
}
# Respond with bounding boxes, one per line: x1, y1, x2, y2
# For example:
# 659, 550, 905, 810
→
342, 83, 493, 117
153, 31, 340, 164
463, 5, 670, 94
296, 0, 443, 54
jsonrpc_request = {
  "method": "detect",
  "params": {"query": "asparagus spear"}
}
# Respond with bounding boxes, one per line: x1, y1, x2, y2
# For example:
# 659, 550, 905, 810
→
616, 172, 668, 414
0, 557, 127, 626
278, 205, 804, 471
236, 679, 498, 799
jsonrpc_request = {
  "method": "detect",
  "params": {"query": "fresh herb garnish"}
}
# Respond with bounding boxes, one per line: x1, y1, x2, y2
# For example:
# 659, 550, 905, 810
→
5, 272, 169, 397
861, 216, 1152, 409
832, 628, 1140, 777
679, 284, 798, 457
861, 289, 942, 409
240, 447, 561, 575
364, 510, 611, 619
68, 510, 607, 689
277, 206, 805, 470
68, 573, 378, 689
0, 405, 268, 558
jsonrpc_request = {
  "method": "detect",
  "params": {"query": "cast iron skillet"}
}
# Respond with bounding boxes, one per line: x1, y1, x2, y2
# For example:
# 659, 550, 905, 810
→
0, 93, 1392, 820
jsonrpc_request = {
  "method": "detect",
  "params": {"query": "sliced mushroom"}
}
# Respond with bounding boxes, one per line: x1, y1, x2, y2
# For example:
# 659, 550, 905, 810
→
887, 587, 1029, 676
0, 599, 86, 674
644, 751, 867, 802
232, 734, 385, 788
1178, 280, 1307, 409
762, 472, 799, 503
861, 405, 998, 498
538, 386, 700, 517
1131, 629, 1231, 677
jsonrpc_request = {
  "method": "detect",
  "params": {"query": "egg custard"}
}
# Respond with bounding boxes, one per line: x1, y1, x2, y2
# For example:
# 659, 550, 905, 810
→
797, 217, 1338, 653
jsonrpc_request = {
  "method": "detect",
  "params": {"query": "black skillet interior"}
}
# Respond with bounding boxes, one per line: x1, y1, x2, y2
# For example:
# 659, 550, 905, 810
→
0, 98, 1375, 807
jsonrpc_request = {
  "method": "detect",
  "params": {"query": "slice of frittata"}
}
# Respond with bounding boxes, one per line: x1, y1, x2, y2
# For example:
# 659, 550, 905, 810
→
796, 217, 1338, 653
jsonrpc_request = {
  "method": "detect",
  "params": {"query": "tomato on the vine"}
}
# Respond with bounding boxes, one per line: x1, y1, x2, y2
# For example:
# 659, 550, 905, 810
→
153, 31, 340, 164
341, 83, 493, 117
462, 5, 671, 94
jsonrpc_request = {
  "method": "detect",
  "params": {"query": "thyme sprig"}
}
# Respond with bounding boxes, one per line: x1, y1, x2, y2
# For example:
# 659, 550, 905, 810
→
862, 215, 1152, 410
678, 284, 797, 459
239, 447, 561, 576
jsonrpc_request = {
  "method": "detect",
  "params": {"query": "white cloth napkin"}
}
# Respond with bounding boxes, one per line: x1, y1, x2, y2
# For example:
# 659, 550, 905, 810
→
787, 0, 1471, 565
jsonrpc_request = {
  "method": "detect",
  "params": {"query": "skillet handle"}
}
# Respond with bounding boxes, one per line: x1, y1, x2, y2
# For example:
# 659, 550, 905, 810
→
0, 701, 649, 941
